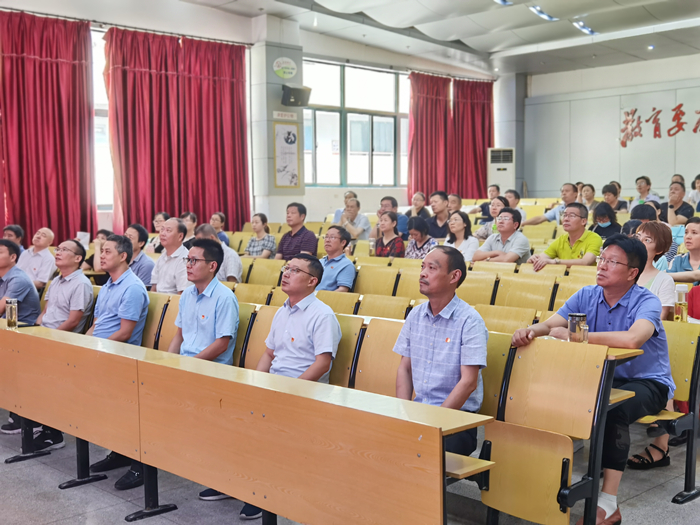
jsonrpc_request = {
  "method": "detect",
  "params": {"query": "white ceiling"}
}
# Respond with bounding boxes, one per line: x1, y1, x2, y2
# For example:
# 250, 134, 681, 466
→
182, 0, 700, 76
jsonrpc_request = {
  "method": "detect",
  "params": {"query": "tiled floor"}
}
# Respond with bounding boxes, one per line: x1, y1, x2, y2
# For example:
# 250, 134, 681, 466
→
1, 408, 700, 524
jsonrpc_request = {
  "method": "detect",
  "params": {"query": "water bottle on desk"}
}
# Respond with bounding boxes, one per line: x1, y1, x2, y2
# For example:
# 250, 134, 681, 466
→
5, 298, 18, 330
675, 284, 689, 322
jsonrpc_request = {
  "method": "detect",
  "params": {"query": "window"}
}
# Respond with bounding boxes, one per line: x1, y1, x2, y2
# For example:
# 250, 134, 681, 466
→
304, 62, 341, 107
399, 117, 409, 186
344, 67, 395, 112
91, 29, 114, 207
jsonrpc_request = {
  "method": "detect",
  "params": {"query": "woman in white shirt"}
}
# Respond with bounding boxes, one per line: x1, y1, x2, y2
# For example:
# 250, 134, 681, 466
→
443, 211, 479, 262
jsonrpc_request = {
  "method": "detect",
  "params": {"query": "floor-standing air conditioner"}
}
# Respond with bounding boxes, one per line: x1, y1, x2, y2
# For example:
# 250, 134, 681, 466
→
487, 148, 515, 190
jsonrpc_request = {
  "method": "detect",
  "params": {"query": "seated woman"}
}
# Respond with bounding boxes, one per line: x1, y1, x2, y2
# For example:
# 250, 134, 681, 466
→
589, 202, 622, 239
144, 212, 169, 254
404, 217, 436, 259
404, 192, 431, 219
375, 211, 405, 258
244, 213, 276, 259
82, 229, 113, 285
443, 211, 479, 262
580, 183, 599, 212
666, 217, 700, 285
474, 196, 509, 241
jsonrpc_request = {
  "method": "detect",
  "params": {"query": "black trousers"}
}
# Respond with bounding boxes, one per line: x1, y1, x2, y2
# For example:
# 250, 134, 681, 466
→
602, 378, 668, 472
445, 427, 478, 457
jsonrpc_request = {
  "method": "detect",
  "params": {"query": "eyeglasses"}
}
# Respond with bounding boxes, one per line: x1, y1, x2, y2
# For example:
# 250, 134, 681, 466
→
325, 235, 341, 241
55, 247, 78, 255
597, 256, 630, 269
281, 265, 315, 277
496, 216, 513, 222
561, 213, 585, 220
183, 257, 214, 266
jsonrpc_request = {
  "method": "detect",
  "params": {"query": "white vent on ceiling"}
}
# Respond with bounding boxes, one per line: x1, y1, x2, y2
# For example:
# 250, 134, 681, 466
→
488, 148, 515, 189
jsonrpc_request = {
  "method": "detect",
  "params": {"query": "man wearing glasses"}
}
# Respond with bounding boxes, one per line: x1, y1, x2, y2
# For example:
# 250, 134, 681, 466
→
522, 183, 579, 226
317, 226, 355, 292
528, 202, 602, 272
513, 235, 674, 525
238, 253, 341, 520
472, 208, 530, 264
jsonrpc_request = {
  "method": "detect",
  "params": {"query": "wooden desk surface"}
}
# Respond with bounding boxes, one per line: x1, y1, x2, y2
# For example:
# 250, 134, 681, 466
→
606, 348, 644, 360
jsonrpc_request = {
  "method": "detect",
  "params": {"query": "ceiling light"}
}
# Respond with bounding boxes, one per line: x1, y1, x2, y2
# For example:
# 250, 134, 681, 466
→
493, 0, 513, 5
313, 14, 318, 27
572, 20, 597, 35
494, 68, 499, 71
529, 6, 558, 22
647, 45, 655, 50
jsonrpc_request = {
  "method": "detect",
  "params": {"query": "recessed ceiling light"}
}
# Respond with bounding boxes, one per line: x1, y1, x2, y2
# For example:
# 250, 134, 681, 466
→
494, 67, 499, 71
648, 45, 655, 50
493, 0, 513, 5
313, 14, 318, 27
591, 55, 596, 59
529, 6, 558, 21
572, 20, 597, 35
540, 61, 546, 65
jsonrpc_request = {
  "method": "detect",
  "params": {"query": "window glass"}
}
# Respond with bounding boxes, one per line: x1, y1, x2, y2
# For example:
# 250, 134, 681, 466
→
372, 116, 395, 185
398, 74, 410, 114
303, 109, 314, 184
344, 67, 395, 112
399, 117, 409, 186
304, 62, 341, 107
94, 116, 113, 206
92, 30, 108, 111
347, 113, 370, 185
315, 111, 340, 185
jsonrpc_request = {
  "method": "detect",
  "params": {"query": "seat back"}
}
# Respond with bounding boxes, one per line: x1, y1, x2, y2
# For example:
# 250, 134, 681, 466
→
354, 256, 389, 267
239, 257, 253, 283
142, 292, 171, 349
495, 274, 556, 312
480, 332, 513, 418
268, 222, 282, 234
330, 314, 364, 388
82, 285, 101, 334
390, 258, 423, 269
230, 232, 253, 255
505, 338, 608, 439
470, 261, 517, 275
304, 222, 324, 235
566, 265, 598, 279
316, 290, 360, 315
241, 222, 253, 232
522, 224, 556, 242
357, 294, 411, 320
662, 321, 700, 402
353, 266, 398, 296
268, 287, 288, 307
233, 302, 257, 367
474, 304, 536, 335
517, 264, 567, 277
241, 305, 279, 370
353, 318, 405, 397
552, 276, 594, 310
156, 295, 180, 351
317, 237, 327, 258
234, 283, 273, 305
354, 240, 370, 257
247, 258, 284, 286
40, 280, 51, 311
395, 268, 423, 302
456, 272, 497, 306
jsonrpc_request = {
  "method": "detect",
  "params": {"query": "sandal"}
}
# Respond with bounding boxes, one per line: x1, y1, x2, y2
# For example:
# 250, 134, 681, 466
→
627, 443, 670, 470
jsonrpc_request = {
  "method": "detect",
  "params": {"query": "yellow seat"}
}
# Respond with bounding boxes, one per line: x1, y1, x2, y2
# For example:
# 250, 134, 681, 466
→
229, 232, 253, 255
357, 294, 412, 320
330, 314, 364, 388
535, 198, 560, 206
353, 318, 405, 397
518, 263, 567, 277
317, 237, 327, 258
389, 258, 423, 269
495, 274, 556, 312
278, 224, 291, 235
221, 281, 235, 290
552, 276, 596, 310
234, 283, 272, 305
617, 213, 631, 226
566, 265, 598, 280
365, 213, 379, 227
240, 257, 253, 283
232, 302, 257, 367
241, 222, 253, 232
325, 213, 334, 223
304, 222, 324, 235
268, 222, 282, 234
241, 305, 279, 369
522, 224, 556, 243
480, 332, 513, 418
316, 290, 360, 315
474, 304, 536, 335
145, 252, 160, 262
395, 268, 423, 302
470, 261, 517, 275
268, 287, 288, 307
247, 258, 284, 286
520, 205, 545, 217
318, 224, 332, 237
354, 240, 370, 257
156, 295, 180, 351
353, 266, 398, 296
142, 292, 171, 349
456, 272, 497, 306
354, 256, 389, 267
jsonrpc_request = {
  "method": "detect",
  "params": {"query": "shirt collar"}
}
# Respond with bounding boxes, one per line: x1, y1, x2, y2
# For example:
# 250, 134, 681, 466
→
198, 278, 219, 298
166, 244, 189, 258
130, 251, 144, 265
284, 292, 316, 311
60, 269, 84, 281
422, 293, 460, 320
289, 226, 309, 237
596, 283, 636, 309
0, 265, 20, 282
109, 268, 133, 286
324, 253, 346, 263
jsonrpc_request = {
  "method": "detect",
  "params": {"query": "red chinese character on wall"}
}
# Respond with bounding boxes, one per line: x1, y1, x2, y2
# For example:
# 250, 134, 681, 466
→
693, 110, 700, 134
621, 109, 642, 148
667, 103, 687, 137
645, 107, 662, 138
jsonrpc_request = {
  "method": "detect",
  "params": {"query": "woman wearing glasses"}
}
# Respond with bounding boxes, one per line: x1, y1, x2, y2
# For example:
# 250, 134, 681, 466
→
474, 196, 509, 241
443, 211, 479, 262
144, 212, 170, 254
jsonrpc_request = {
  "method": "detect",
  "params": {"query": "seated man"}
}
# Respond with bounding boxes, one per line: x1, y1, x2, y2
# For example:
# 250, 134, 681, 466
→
239, 253, 341, 519
0, 239, 42, 435
31, 239, 94, 450
504, 189, 527, 222
660, 181, 694, 226
394, 246, 487, 457
275, 202, 318, 261
426, 191, 450, 239
369, 196, 409, 240
467, 184, 500, 218
87, 235, 150, 490
124, 224, 155, 286
630, 176, 660, 211
151, 218, 191, 294
3, 225, 25, 253
512, 235, 674, 525
318, 226, 355, 292
17, 227, 56, 290
209, 211, 230, 246
472, 208, 530, 264
529, 202, 602, 272
195, 224, 242, 283
447, 193, 463, 214
522, 183, 578, 226
334, 198, 370, 240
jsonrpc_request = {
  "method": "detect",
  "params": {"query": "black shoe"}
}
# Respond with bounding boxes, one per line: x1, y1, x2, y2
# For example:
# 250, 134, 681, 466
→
90, 451, 131, 473
240, 503, 262, 520
0, 419, 21, 434
669, 434, 689, 447
32, 429, 65, 451
115, 468, 144, 491
199, 488, 232, 501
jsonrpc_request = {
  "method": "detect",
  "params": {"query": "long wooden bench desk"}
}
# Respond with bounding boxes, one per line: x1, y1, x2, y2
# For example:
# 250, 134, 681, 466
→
0, 324, 492, 524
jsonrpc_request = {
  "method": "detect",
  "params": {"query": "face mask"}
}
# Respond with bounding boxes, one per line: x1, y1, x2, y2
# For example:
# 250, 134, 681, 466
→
598, 221, 611, 228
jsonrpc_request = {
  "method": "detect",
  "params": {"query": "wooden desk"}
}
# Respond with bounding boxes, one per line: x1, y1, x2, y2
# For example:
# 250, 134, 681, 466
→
606, 347, 644, 360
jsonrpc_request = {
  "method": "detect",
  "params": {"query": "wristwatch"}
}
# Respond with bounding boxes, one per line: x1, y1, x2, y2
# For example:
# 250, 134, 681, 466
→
669, 204, 675, 210
554, 258, 560, 265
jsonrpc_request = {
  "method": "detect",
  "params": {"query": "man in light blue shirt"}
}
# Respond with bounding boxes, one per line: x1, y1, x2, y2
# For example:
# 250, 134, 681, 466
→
394, 246, 488, 458
0, 240, 41, 325
318, 226, 355, 292
334, 198, 371, 240
168, 238, 238, 365
124, 223, 155, 286
522, 183, 579, 226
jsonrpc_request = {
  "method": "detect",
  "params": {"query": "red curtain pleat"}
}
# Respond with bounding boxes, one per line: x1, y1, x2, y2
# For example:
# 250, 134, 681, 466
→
0, 11, 97, 243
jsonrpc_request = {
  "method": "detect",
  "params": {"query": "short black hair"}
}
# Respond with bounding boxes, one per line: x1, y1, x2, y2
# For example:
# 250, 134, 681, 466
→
582, 183, 595, 193
646, 200, 661, 211
430, 245, 467, 287
0, 239, 20, 262
593, 202, 617, 224
3, 224, 24, 242
180, 211, 198, 223
488, 184, 500, 192
505, 189, 520, 200
174, 218, 188, 239
493, 196, 509, 208
211, 211, 226, 224
499, 207, 522, 229
670, 181, 686, 192
287, 202, 307, 218
673, 174, 685, 183
565, 202, 588, 219
446, 212, 472, 244
686, 217, 700, 227
65, 239, 87, 266
195, 223, 218, 238
630, 204, 656, 221
106, 234, 133, 264
327, 225, 351, 249
430, 191, 448, 202
382, 211, 400, 235
344, 190, 358, 199
562, 183, 578, 193
380, 196, 398, 209
601, 184, 619, 197
97, 229, 113, 238
154, 212, 170, 221
191, 238, 224, 275
407, 216, 429, 237
635, 176, 651, 186
621, 220, 642, 237
347, 198, 361, 209
448, 193, 462, 200
127, 223, 149, 248
290, 253, 324, 286
601, 234, 647, 283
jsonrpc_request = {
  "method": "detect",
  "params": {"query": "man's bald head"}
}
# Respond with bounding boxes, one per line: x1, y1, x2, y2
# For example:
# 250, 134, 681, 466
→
32, 228, 54, 249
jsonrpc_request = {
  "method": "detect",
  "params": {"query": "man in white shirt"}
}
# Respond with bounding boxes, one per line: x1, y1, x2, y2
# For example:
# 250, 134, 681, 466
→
17, 227, 56, 289
151, 219, 191, 294
504, 189, 527, 223
194, 224, 242, 283
334, 198, 371, 240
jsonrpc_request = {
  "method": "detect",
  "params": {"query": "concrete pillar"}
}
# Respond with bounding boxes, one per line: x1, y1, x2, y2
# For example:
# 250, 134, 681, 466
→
493, 73, 526, 195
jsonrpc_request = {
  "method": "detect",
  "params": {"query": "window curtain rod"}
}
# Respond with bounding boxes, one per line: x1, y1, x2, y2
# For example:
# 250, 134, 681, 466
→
0, 7, 253, 47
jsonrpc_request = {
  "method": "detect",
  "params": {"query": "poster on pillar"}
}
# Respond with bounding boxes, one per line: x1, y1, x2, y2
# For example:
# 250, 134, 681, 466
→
274, 122, 301, 188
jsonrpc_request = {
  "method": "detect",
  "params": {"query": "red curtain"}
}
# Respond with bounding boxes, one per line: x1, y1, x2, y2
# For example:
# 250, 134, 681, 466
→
0, 11, 97, 243
104, 28, 249, 233
449, 79, 493, 198
407, 72, 452, 197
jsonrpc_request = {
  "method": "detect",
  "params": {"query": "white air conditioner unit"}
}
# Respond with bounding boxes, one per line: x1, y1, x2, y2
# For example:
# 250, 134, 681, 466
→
487, 148, 515, 190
